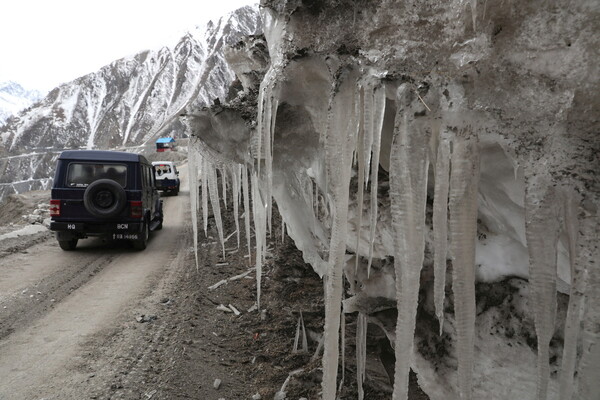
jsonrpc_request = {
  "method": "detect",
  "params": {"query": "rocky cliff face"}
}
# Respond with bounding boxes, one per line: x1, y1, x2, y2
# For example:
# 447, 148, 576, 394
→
185, 1, 599, 399
0, 5, 262, 202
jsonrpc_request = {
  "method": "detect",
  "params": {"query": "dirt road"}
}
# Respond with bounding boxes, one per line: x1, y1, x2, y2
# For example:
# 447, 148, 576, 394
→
0, 166, 248, 400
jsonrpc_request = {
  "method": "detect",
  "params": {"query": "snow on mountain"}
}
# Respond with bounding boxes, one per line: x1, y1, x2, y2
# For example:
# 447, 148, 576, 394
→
0, 81, 43, 124
0, 5, 262, 202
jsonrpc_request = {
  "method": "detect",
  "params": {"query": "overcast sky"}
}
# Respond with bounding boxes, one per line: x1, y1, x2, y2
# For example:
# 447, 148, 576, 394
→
0, 0, 257, 92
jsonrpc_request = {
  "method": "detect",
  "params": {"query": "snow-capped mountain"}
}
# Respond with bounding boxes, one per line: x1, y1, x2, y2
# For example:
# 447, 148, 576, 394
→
0, 81, 43, 124
0, 5, 261, 201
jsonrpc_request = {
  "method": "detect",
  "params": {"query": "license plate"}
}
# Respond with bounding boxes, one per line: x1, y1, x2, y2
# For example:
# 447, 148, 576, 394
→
112, 233, 139, 240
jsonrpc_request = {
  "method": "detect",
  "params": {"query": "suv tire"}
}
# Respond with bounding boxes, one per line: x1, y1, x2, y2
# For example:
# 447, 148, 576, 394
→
83, 179, 127, 218
132, 220, 149, 250
58, 238, 78, 251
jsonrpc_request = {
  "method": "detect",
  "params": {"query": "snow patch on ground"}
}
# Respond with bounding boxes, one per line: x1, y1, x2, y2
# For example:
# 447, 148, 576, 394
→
0, 223, 48, 242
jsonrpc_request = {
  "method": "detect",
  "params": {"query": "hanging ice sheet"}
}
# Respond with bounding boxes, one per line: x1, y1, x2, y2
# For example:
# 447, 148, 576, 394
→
201, 157, 209, 236
448, 128, 479, 400
356, 312, 367, 400
242, 166, 252, 265
367, 82, 386, 277
230, 165, 241, 249
208, 165, 226, 258
255, 66, 279, 236
389, 84, 430, 400
558, 192, 582, 400
525, 172, 561, 400
575, 209, 600, 399
433, 128, 452, 334
321, 68, 359, 400
251, 170, 266, 309
188, 139, 200, 269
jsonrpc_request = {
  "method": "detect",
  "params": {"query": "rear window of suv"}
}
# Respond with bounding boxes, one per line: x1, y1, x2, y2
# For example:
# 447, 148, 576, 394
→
66, 163, 127, 188
155, 164, 172, 175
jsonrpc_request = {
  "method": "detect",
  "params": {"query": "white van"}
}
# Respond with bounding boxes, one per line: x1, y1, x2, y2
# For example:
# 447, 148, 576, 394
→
152, 161, 180, 195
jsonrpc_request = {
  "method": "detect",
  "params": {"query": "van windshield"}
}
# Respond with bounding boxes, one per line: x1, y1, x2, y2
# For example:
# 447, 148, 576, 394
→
66, 163, 127, 188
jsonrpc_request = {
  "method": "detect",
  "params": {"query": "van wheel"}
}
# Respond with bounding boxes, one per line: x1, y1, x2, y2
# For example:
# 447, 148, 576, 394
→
133, 221, 149, 250
58, 239, 78, 251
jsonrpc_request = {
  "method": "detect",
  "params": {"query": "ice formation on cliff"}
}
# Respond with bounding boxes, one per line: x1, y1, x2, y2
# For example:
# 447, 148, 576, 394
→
185, 1, 599, 399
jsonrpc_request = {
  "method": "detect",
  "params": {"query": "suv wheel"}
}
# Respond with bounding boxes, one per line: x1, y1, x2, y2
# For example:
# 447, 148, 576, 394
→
58, 238, 78, 251
133, 220, 149, 250
83, 179, 127, 218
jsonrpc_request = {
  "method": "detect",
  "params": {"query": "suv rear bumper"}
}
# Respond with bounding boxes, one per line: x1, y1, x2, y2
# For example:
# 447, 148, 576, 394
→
50, 221, 143, 239
156, 178, 179, 190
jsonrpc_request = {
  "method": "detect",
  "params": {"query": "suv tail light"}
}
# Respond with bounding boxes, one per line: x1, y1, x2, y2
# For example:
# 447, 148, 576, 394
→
130, 201, 143, 218
50, 199, 60, 217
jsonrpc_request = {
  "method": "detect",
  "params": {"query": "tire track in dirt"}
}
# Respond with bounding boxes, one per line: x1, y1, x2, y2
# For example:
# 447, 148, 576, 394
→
0, 247, 117, 340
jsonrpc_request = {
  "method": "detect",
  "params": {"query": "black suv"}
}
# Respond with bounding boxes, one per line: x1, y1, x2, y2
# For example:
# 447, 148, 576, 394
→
49, 150, 163, 251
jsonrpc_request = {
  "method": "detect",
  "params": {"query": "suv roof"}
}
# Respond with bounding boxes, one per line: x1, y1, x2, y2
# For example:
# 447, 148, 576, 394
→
58, 150, 146, 163
151, 161, 176, 165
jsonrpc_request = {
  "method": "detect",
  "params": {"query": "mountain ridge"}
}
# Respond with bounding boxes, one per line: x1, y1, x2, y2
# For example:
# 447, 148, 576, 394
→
0, 5, 262, 202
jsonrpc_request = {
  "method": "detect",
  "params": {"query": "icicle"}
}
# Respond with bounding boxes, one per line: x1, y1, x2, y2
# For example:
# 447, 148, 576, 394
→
221, 166, 228, 209
355, 87, 366, 273
573, 205, 599, 399
357, 312, 367, 400
251, 171, 266, 309
201, 158, 209, 236
308, 177, 315, 215
471, 0, 477, 30
242, 166, 252, 265
231, 165, 241, 249
362, 81, 374, 188
367, 83, 386, 276
256, 68, 279, 239
267, 96, 278, 236
448, 131, 479, 400
339, 293, 346, 393
314, 180, 319, 216
292, 317, 300, 354
300, 312, 307, 353
321, 69, 360, 400
559, 191, 584, 400
293, 312, 308, 353
389, 84, 430, 400
188, 143, 200, 270
433, 130, 452, 334
525, 172, 561, 400
238, 165, 243, 206
208, 165, 226, 258
255, 85, 266, 175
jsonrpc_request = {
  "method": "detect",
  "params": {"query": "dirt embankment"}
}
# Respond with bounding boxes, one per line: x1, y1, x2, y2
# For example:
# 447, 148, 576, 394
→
0, 190, 50, 225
